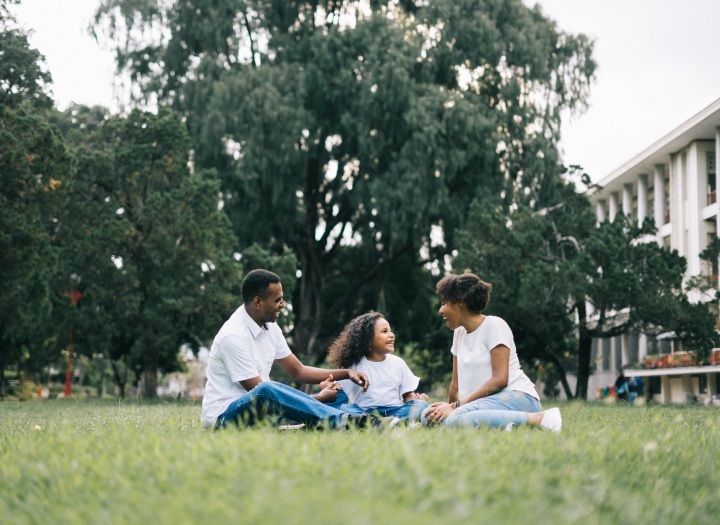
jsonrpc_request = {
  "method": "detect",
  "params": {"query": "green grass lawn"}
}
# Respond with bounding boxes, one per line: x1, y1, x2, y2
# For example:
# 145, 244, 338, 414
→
1, 399, 719, 524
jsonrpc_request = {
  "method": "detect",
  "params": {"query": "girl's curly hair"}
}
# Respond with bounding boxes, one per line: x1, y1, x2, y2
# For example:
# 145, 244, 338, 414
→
327, 312, 384, 368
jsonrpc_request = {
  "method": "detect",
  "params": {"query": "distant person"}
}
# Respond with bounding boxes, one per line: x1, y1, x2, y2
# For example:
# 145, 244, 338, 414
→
627, 375, 644, 404
614, 370, 629, 401
423, 273, 562, 432
200, 269, 378, 430
322, 312, 429, 423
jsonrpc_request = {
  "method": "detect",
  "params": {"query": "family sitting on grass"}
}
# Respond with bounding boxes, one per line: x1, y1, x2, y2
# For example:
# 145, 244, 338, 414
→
200, 269, 561, 433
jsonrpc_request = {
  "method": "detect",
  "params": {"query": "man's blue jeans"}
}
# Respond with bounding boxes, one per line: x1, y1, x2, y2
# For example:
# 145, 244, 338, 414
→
215, 381, 349, 429
422, 389, 542, 429
325, 389, 429, 422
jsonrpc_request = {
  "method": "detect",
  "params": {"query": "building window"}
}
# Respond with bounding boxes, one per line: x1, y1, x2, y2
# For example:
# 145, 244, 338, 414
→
602, 338, 611, 370
660, 338, 672, 354
708, 151, 717, 206
693, 374, 708, 394
614, 335, 623, 369
647, 337, 658, 356
664, 177, 671, 224
706, 233, 718, 285
591, 338, 599, 370
628, 333, 639, 364
649, 376, 662, 395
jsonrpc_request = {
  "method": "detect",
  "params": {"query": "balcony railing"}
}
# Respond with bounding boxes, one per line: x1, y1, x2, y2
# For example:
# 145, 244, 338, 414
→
639, 350, 720, 369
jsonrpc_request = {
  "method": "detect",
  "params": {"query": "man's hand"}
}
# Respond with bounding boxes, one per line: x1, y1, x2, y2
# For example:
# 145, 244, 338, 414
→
425, 401, 454, 426
347, 369, 370, 393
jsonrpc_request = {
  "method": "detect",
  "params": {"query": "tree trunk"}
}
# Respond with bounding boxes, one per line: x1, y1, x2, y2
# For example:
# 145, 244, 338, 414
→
142, 353, 158, 398
294, 244, 326, 364
575, 299, 593, 400
111, 360, 127, 398
541, 352, 575, 400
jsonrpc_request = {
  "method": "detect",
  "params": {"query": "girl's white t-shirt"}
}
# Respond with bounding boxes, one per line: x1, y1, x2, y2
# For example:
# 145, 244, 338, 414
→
338, 354, 420, 408
451, 316, 539, 400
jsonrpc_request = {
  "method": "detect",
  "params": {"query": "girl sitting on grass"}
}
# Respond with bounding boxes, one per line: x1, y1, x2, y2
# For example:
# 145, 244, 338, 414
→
323, 312, 429, 423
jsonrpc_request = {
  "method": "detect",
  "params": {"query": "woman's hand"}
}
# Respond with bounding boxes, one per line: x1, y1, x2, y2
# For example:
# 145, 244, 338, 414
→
426, 401, 454, 426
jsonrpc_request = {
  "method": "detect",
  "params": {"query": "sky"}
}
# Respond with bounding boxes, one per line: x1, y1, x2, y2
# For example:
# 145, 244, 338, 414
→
11, 0, 720, 181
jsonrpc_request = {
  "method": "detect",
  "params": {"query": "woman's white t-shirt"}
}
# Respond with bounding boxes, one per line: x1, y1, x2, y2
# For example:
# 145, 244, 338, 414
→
451, 316, 539, 400
338, 355, 420, 408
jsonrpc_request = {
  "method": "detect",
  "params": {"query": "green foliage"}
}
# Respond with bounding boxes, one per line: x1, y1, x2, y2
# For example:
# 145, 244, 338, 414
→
94, 0, 596, 365
1, 400, 719, 524
0, 10, 73, 385
49, 107, 243, 397
0, 2, 53, 110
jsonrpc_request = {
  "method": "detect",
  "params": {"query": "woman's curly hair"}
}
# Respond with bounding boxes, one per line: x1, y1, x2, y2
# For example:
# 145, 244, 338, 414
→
327, 312, 384, 368
436, 273, 492, 314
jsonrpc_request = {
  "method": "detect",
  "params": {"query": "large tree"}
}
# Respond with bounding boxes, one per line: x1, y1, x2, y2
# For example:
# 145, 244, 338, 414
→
95, 0, 595, 363
0, 1, 74, 395
50, 106, 243, 397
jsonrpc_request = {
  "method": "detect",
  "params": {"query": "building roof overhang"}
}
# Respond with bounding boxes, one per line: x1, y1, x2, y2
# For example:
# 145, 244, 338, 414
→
590, 97, 720, 202
623, 364, 720, 377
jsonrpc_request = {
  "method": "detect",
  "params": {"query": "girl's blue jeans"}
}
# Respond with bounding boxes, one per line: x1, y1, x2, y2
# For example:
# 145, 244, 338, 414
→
421, 389, 542, 429
324, 389, 429, 422
215, 381, 348, 429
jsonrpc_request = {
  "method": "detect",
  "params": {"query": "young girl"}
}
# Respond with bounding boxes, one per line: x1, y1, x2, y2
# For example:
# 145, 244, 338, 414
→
324, 312, 429, 422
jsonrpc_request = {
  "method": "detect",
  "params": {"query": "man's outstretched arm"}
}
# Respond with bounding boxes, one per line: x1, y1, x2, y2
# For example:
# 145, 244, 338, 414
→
275, 354, 369, 393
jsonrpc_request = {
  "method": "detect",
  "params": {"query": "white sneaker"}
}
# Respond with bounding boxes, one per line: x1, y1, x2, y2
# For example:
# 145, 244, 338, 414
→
504, 422, 514, 432
539, 408, 562, 433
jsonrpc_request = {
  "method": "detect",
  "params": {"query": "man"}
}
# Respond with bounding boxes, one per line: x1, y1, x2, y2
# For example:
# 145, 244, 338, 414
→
201, 269, 373, 430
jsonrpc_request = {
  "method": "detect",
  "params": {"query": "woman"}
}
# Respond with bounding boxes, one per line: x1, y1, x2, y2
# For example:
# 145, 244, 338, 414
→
423, 273, 562, 432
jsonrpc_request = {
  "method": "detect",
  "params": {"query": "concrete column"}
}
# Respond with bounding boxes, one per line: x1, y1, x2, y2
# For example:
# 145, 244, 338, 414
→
622, 183, 633, 217
654, 164, 666, 245
661, 375, 670, 404
672, 153, 684, 256
637, 174, 648, 226
686, 143, 701, 276
596, 200, 606, 225
639, 333, 648, 360
608, 192, 619, 222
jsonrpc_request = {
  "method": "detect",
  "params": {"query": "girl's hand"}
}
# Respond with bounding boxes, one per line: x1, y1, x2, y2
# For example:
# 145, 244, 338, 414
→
426, 402, 454, 426
408, 392, 429, 401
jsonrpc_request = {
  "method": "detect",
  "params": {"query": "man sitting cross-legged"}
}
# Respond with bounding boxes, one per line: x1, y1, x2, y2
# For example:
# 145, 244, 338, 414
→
201, 269, 376, 430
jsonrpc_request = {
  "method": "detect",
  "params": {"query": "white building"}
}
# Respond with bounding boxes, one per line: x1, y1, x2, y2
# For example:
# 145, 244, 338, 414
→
585, 97, 720, 404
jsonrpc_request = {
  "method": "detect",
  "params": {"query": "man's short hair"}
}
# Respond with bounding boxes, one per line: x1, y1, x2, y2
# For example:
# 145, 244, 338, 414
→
241, 269, 281, 304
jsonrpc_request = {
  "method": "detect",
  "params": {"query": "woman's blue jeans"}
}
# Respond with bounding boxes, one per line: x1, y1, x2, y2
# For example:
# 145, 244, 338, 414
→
324, 389, 429, 421
422, 389, 542, 429
215, 381, 349, 429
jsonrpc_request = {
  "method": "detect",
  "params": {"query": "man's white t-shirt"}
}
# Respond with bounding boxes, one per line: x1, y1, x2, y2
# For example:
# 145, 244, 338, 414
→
451, 315, 539, 400
200, 305, 292, 427
338, 355, 419, 408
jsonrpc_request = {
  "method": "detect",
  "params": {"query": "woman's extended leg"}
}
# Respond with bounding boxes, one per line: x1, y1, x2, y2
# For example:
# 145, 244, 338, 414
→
421, 390, 552, 429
